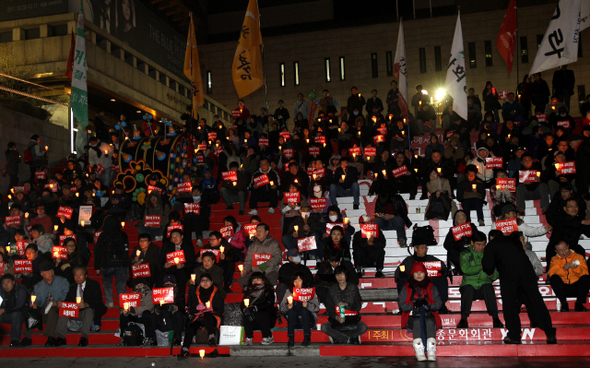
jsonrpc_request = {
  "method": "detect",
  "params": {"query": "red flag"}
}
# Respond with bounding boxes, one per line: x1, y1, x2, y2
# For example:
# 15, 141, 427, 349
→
497, 0, 517, 74
66, 31, 76, 80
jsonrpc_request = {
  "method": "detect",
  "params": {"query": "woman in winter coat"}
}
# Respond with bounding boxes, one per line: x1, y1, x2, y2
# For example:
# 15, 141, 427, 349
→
279, 271, 320, 347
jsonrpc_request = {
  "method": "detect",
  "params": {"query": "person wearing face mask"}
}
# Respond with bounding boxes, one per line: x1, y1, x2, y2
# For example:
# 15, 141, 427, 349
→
183, 185, 211, 246
352, 215, 386, 278
347, 87, 366, 125
281, 202, 324, 263
550, 106, 575, 137
323, 205, 355, 245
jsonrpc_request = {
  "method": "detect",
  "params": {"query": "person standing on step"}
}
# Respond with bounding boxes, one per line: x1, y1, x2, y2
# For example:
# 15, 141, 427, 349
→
398, 262, 441, 361
248, 158, 281, 215
457, 231, 503, 329
481, 231, 557, 344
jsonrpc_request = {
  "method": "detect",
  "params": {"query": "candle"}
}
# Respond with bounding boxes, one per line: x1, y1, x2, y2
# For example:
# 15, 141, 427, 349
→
6, 246, 10, 253
358, 131, 361, 136
76, 297, 81, 304
7, 194, 11, 200
294, 225, 299, 232
294, 179, 299, 183
233, 182, 237, 186
136, 250, 141, 257
287, 296, 293, 304
54, 225, 59, 231
419, 100, 422, 106
199, 350, 206, 359
306, 139, 310, 143
25, 212, 29, 219
206, 301, 211, 309
437, 168, 441, 173
382, 170, 386, 177
399, 265, 405, 273
174, 257, 180, 264
270, 181, 274, 186
496, 185, 501, 190
45, 145, 48, 151
160, 300, 165, 306
358, 93, 361, 97
243, 299, 250, 307
121, 221, 125, 228
414, 168, 418, 173
508, 134, 511, 139
312, 174, 317, 180
338, 128, 341, 133
220, 246, 225, 253
75, 192, 79, 197
472, 184, 476, 190
343, 218, 349, 225
31, 295, 37, 303
53, 251, 59, 258
191, 274, 196, 282
10, 188, 14, 193
81, 220, 85, 227
374, 173, 378, 178
104, 150, 108, 154
341, 175, 345, 180
372, 116, 377, 123
552, 106, 556, 110
536, 171, 541, 177
123, 302, 129, 310
238, 264, 244, 272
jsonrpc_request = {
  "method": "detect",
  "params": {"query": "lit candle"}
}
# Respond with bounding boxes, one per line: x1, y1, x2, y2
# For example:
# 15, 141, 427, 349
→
81, 220, 85, 227
104, 150, 108, 154
414, 168, 418, 173
31, 295, 37, 303
312, 174, 317, 180
45, 145, 48, 151
419, 101, 422, 106
160, 300, 165, 306
191, 274, 196, 282
552, 106, 556, 110
341, 175, 345, 180
496, 185, 501, 190
358, 131, 361, 136
76, 297, 82, 304
294, 179, 298, 183
287, 296, 293, 304
508, 134, 511, 139
306, 139, 310, 143
382, 170, 386, 177
174, 257, 180, 264
25, 212, 29, 219
136, 250, 141, 257
53, 251, 59, 258
123, 302, 129, 311
199, 349, 206, 359
358, 93, 361, 97
343, 218, 349, 225
243, 299, 250, 307
294, 225, 299, 232
536, 171, 541, 177
374, 173, 378, 178
399, 265, 405, 273
7, 195, 11, 200
220, 246, 225, 253
372, 116, 377, 123
206, 301, 211, 309
121, 221, 125, 228
238, 264, 244, 272
338, 128, 341, 133
270, 181, 274, 186
233, 182, 237, 186
401, 130, 405, 135
75, 192, 79, 197
472, 184, 476, 190
437, 168, 441, 173
6, 246, 10, 253
54, 225, 59, 231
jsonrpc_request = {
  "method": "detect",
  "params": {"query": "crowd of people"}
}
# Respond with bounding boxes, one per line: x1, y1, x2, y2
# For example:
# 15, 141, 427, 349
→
1, 73, 590, 361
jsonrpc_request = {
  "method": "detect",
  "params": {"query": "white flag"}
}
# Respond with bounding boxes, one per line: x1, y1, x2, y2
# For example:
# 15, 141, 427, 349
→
580, 0, 590, 31
529, 0, 581, 75
393, 21, 408, 117
445, 11, 467, 121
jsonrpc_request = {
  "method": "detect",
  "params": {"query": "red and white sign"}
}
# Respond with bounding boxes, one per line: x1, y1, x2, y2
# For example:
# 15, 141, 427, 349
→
284, 192, 300, 204
197, 144, 208, 152
95, 164, 105, 175
214, 147, 223, 157
556, 120, 571, 129
326, 222, 344, 234
244, 224, 257, 238
152, 287, 175, 304
495, 218, 519, 234
392, 165, 408, 178
309, 146, 320, 155
197, 155, 205, 164
451, 223, 473, 241
258, 137, 269, 146
147, 185, 162, 194
59, 302, 79, 318
377, 127, 388, 135
313, 168, 325, 179
52, 246, 68, 260
519, 170, 539, 184
94, 231, 102, 244
364, 147, 377, 156
283, 148, 294, 159
349, 147, 361, 157
297, 236, 317, 252
555, 161, 576, 175
314, 136, 326, 144
373, 135, 386, 144
279, 131, 291, 140
200, 249, 220, 262
361, 224, 379, 238
486, 157, 503, 168
253, 253, 272, 267
119, 293, 141, 308
231, 109, 241, 118
57, 206, 73, 219
535, 113, 547, 123
222, 171, 238, 182
293, 287, 316, 302
4, 215, 21, 227
15, 241, 27, 256
35, 171, 46, 180
14, 260, 32, 273
220, 225, 234, 238
166, 250, 186, 264
184, 203, 200, 214
44, 183, 58, 192
144, 215, 161, 228
132, 264, 151, 278
59, 235, 76, 246
12, 186, 26, 194
208, 132, 217, 141
446, 130, 456, 139
167, 224, 183, 237
177, 181, 192, 193
498, 91, 508, 100
496, 178, 516, 192
0, 262, 4, 275
253, 174, 270, 187
423, 261, 442, 277
310, 198, 327, 211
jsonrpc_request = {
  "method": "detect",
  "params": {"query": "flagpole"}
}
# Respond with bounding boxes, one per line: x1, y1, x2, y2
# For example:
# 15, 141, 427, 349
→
515, 0, 520, 95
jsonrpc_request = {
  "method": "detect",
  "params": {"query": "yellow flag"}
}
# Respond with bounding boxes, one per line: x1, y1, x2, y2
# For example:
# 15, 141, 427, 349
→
184, 13, 204, 116
232, 0, 263, 99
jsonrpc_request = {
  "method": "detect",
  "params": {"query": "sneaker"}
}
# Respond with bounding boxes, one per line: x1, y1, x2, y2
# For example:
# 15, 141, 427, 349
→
353, 204, 359, 210
349, 336, 361, 344
244, 337, 253, 345
261, 336, 274, 345
10, 340, 20, 347
560, 302, 569, 312
492, 318, 504, 328
20, 337, 32, 347
178, 348, 190, 360
478, 220, 485, 227
45, 337, 57, 347
106, 302, 114, 308
268, 207, 275, 214
248, 209, 258, 215
457, 319, 469, 329
287, 336, 295, 347
55, 336, 67, 346
375, 271, 385, 278
503, 336, 521, 344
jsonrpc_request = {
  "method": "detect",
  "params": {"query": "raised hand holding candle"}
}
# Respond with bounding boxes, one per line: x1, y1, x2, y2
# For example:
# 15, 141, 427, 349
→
244, 299, 250, 307
54, 225, 59, 231
25, 212, 29, 219
136, 250, 141, 257
191, 274, 196, 282
287, 296, 293, 305
123, 302, 129, 310
160, 300, 165, 306
238, 265, 244, 272
294, 225, 299, 232
220, 246, 225, 253
31, 295, 37, 303
76, 297, 82, 304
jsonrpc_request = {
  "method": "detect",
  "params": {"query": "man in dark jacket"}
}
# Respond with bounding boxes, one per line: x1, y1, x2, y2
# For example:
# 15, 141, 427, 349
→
248, 158, 281, 215
220, 161, 249, 215
482, 232, 556, 344
352, 215, 386, 278
552, 65, 575, 111
0, 274, 31, 346
54, 266, 107, 346
329, 157, 360, 209
160, 229, 196, 308
276, 254, 314, 303
314, 248, 358, 304
545, 197, 590, 263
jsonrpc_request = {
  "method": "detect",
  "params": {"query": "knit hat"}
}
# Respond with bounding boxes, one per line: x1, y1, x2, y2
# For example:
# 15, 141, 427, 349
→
410, 262, 427, 276
411, 225, 437, 246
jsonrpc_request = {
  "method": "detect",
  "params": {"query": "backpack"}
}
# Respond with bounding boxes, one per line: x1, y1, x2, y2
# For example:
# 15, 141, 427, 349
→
122, 323, 144, 346
23, 148, 33, 164
103, 234, 129, 267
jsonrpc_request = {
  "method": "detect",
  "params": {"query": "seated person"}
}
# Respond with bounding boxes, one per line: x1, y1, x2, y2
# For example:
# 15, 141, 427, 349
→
456, 165, 486, 226
21, 243, 49, 291
54, 237, 87, 284
277, 254, 313, 304
548, 241, 590, 312
323, 205, 356, 244
490, 169, 515, 220
374, 192, 411, 247
329, 157, 361, 210
30, 224, 54, 255
457, 231, 503, 329
239, 223, 283, 288
443, 210, 478, 275
321, 265, 367, 344
130, 233, 161, 289
398, 262, 441, 362
179, 273, 224, 358
138, 191, 170, 240
314, 248, 358, 303
193, 251, 227, 299
0, 273, 31, 347
241, 272, 277, 345
31, 261, 69, 346
155, 275, 187, 346
323, 225, 351, 262
160, 229, 196, 308
183, 185, 211, 245
424, 168, 457, 221
54, 266, 107, 346
545, 198, 590, 262
282, 202, 323, 262
247, 158, 281, 215
513, 152, 550, 215
199, 231, 241, 291
223, 216, 247, 257
118, 282, 156, 346
279, 271, 320, 347
498, 204, 551, 240
395, 226, 449, 313
352, 215, 386, 278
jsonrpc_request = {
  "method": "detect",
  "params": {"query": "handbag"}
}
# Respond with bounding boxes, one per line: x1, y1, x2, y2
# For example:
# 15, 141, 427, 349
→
219, 325, 244, 345
26, 308, 43, 330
